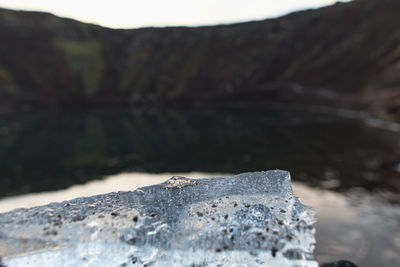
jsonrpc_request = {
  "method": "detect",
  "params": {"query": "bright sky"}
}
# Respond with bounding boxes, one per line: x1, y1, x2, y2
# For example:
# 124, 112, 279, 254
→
0, 0, 351, 29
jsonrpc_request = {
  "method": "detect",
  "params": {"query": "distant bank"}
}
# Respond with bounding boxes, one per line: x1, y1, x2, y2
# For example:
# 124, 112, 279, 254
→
0, 0, 399, 121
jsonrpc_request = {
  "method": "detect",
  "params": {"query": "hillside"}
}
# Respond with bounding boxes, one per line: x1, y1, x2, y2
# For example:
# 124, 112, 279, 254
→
0, 0, 400, 119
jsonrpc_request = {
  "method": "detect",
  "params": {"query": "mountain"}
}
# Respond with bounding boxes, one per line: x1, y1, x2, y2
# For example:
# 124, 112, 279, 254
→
0, 0, 399, 119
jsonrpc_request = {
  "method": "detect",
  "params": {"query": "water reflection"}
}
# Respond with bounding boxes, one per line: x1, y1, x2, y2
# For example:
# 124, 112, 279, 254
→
294, 183, 400, 267
0, 172, 398, 267
1, 107, 400, 265
0, 107, 399, 199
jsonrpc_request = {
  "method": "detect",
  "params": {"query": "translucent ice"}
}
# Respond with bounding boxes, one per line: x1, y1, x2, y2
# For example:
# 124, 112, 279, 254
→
0, 171, 317, 266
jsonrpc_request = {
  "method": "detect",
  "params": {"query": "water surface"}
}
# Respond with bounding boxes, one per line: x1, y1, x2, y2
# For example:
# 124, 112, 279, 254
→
1, 107, 399, 197
0, 106, 399, 266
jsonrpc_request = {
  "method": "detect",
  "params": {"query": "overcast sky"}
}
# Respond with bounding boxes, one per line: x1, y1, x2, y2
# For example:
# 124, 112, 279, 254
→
0, 0, 351, 29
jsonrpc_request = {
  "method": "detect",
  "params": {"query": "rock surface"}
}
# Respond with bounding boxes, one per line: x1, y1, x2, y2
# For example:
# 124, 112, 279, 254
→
0, 171, 317, 266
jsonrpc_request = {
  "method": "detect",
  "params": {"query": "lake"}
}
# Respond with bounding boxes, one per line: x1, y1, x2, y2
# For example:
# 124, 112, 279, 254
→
0, 106, 399, 266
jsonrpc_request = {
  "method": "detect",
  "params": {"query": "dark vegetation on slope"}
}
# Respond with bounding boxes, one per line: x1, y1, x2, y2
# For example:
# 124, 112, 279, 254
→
0, 0, 399, 119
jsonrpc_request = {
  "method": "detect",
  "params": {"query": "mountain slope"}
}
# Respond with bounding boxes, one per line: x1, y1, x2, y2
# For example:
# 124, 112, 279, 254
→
0, 0, 399, 118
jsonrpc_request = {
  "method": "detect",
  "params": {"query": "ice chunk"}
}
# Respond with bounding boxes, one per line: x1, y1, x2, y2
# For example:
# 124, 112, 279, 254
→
0, 170, 317, 266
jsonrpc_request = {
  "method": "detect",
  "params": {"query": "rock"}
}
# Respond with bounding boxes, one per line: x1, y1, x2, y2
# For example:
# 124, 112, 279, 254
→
0, 170, 317, 266
320, 260, 358, 267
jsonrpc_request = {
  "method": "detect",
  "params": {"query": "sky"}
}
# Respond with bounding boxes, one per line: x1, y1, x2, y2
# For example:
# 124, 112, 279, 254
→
0, 0, 351, 29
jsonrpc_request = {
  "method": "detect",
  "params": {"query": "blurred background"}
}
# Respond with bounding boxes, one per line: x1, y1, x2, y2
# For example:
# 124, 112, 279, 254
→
0, 0, 399, 266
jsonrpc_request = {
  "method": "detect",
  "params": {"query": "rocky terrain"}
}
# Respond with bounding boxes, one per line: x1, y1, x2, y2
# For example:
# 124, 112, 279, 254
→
0, 0, 399, 119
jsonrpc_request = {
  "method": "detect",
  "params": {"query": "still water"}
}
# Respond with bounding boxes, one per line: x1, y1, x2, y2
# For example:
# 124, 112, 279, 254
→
0, 106, 399, 266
